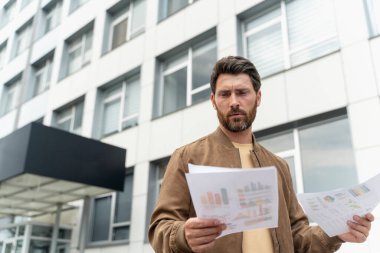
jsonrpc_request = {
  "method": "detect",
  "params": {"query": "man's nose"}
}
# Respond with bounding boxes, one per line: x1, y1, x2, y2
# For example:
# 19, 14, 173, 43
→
229, 93, 239, 108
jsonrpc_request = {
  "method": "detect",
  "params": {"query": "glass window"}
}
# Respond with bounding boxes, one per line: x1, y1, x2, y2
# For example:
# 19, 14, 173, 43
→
21, 0, 33, 8
243, 0, 339, 77
107, 0, 146, 51
0, 42, 7, 70
100, 75, 140, 137
14, 21, 33, 57
54, 100, 84, 134
31, 225, 53, 238
157, 38, 216, 117
1, 0, 17, 27
70, 0, 88, 13
257, 116, 357, 193
364, 0, 380, 37
159, 0, 191, 20
90, 172, 134, 244
65, 29, 93, 76
29, 240, 50, 253
43, 0, 62, 34
0, 76, 21, 116
31, 56, 53, 97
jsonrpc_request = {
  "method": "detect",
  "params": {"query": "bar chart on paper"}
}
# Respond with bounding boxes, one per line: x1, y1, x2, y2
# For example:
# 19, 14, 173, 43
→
200, 188, 230, 209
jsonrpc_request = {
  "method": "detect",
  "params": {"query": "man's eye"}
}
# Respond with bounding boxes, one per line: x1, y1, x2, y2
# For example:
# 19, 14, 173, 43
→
220, 92, 229, 97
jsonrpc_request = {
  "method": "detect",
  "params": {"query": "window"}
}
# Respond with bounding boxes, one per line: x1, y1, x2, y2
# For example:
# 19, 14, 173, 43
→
30, 54, 53, 97
364, 0, 380, 37
106, 0, 146, 51
156, 38, 216, 117
145, 157, 169, 240
159, 0, 194, 20
54, 100, 84, 134
0, 42, 7, 70
70, 0, 88, 13
90, 172, 133, 243
257, 115, 357, 193
14, 21, 33, 57
43, 0, 62, 34
64, 28, 93, 77
100, 74, 140, 137
0, 0, 17, 27
243, 0, 339, 77
0, 76, 21, 116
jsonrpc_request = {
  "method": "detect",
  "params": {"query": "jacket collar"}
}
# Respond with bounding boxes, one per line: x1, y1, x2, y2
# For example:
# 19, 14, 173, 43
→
211, 127, 260, 152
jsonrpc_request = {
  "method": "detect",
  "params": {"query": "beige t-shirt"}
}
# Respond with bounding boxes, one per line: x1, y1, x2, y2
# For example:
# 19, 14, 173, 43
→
232, 142, 274, 253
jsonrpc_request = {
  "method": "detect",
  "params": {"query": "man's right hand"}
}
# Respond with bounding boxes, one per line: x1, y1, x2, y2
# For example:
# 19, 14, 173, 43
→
184, 218, 227, 252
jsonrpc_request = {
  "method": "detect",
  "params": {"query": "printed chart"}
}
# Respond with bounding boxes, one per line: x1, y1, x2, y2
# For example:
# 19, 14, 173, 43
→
186, 164, 278, 237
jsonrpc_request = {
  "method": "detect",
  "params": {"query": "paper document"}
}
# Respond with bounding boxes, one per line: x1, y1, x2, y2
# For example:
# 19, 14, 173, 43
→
185, 164, 279, 237
298, 173, 380, 237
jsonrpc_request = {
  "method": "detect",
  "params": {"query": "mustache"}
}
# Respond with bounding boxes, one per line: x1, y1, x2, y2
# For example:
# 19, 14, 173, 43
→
227, 107, 247, 116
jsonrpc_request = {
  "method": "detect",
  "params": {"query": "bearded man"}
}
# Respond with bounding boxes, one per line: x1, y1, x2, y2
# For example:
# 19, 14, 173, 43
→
149, 56, 374, 253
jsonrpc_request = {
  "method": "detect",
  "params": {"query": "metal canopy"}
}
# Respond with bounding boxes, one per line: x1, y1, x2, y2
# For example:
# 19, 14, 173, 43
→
0, 123, 126, 218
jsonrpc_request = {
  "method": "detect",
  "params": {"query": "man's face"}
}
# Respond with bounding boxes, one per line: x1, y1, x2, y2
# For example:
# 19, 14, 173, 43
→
211, 73, 261, 132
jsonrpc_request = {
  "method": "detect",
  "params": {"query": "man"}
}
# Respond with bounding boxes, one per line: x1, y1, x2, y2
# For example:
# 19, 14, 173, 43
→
149, 56, 374, 253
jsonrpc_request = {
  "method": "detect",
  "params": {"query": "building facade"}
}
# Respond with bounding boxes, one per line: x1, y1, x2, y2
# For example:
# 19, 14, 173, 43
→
0, 0, 380, 252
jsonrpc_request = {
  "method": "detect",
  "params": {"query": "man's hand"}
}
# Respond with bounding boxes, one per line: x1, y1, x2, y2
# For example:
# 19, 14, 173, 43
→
338, 213, 375, 243
184, 218, 226, 252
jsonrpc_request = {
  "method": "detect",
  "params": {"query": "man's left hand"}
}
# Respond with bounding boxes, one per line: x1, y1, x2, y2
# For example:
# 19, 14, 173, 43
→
338, 213, 375, 243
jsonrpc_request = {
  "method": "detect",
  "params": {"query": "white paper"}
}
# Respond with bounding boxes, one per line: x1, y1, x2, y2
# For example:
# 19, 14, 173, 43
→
186, 164, 279, 237
298, 173, 380, 237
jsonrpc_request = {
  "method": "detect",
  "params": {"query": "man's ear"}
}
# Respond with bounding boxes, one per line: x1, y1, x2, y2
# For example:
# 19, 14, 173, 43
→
257, 90, 262, 107
211, 93, 216, 109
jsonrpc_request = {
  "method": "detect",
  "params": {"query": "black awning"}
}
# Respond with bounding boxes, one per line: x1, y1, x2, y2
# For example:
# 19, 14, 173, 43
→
0, 122, 126, 217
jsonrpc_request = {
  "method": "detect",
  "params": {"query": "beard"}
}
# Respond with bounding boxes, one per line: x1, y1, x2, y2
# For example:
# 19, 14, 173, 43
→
215, 102, 258, 132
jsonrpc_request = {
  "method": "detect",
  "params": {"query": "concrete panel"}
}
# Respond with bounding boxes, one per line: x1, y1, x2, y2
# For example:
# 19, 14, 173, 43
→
149, 112, 183, 160
136, 122, 151, 162
334, 0, 368, 47
132, 162, 150, 196
31, 28, 60, 63
81, 89, 97, 138
341, 41, 377, 103
285, 53, 347, 120
235, 0, 264, 15
355, 146, 380, 182
143, 244, 155, 253
217, 17, 238, 54
182, 101, 218, 145
254, 73, 288, 131
17, 92, 49, 128
218, 0, 235, 20
348, 97, 380, 149
0, 51, 27, 85
103, 126, 139, 167
369, 37, 380, 95
155, 12, 186, 55
184, 0, 218, 41
130, 195, 148, 242
0, 110, 16, 138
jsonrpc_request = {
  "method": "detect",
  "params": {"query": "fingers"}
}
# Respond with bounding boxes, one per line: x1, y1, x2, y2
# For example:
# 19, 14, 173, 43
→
184, 218, 226, 252
346, 213, 375, 242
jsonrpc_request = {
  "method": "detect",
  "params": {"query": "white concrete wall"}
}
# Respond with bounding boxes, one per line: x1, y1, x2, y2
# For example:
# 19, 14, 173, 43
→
0, 0, 379, 252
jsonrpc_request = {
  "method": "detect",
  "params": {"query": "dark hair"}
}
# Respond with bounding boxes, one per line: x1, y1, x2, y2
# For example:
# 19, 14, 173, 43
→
210, 56, 261, 93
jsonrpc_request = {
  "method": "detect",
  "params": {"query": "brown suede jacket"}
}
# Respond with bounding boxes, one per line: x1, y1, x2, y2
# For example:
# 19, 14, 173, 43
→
149, 128, 343, 253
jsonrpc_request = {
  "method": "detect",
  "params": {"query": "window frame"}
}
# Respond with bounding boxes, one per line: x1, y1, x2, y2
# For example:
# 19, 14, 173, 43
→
157, 38, 216, 117
32, 58, 52, 97
1, 0, 17, 27
54, 100, 84, 134
0, 41, 7, 70
159, 0, 194, 21
0, 76, 21, 116
242, 0, 339, 78
65, 29, 93, 76
256, 111, 357, 194
69, 0, 88, 13
100, 75, 140, 137
364, 0, 380, 37
14, 21, 33, 57
88, 170, 134, 246
43, 0, 62, 35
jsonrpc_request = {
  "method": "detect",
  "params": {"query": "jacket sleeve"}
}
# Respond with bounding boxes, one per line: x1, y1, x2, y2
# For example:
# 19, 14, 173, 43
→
148, 148, 193, 253
282, 161, 344, 252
